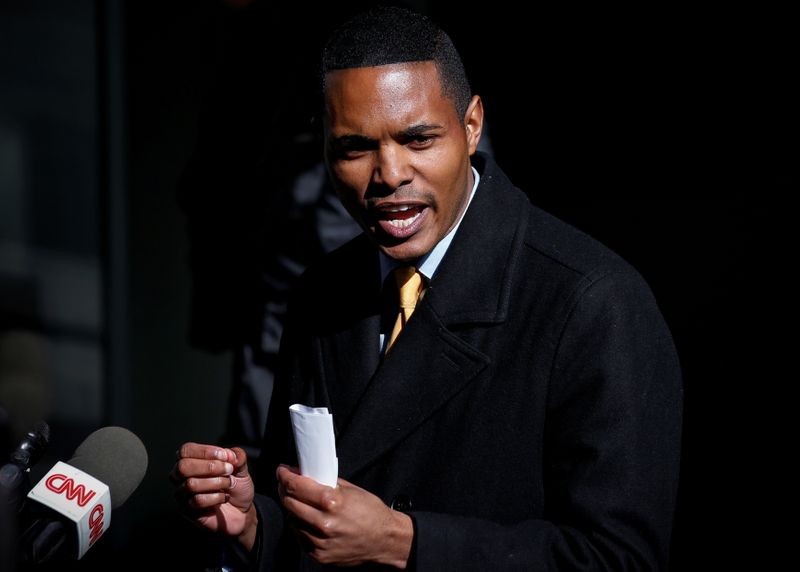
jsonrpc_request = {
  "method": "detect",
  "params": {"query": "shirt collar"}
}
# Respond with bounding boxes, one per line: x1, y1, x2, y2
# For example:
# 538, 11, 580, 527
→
380, 165, 480, 283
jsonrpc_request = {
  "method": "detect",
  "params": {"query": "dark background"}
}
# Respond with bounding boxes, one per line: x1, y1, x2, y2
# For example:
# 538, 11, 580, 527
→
0, 0, 782, 570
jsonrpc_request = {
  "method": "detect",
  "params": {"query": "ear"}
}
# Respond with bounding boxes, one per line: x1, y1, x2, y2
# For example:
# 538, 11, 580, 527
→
464, 95, 484, 155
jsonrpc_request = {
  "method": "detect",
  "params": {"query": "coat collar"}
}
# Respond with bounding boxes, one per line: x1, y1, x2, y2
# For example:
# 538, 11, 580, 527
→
423, 152, 528, 326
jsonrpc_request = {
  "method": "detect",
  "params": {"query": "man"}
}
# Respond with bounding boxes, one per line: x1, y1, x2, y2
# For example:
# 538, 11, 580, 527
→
172, 7, 682, 570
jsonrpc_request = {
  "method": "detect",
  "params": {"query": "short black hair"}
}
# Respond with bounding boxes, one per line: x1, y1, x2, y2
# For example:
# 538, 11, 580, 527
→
321, 6, 472, 120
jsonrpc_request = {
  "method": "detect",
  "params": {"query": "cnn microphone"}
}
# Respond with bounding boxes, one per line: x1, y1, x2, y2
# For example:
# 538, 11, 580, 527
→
19, 426, 148, 563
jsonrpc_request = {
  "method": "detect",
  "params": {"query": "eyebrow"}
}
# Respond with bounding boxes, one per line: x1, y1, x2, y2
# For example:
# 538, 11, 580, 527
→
400, 123, 445, 137
330, 134, 377, 151
330, 123, 446, 149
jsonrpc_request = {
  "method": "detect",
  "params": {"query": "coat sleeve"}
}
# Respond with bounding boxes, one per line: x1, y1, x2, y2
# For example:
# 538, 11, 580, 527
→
411, 269, 683, 571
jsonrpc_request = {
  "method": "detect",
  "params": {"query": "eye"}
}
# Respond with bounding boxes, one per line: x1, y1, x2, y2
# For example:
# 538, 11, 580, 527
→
329, 137, 376, 160
408, 135, 434, 149
338, 148, 367, 160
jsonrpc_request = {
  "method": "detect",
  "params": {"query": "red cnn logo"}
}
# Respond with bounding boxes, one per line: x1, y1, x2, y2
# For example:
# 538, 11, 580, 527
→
45, 473, 96, 507
88, 504, 105, 546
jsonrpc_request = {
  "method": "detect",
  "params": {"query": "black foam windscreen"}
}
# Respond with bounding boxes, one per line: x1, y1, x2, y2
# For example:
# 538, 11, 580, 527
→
68, 427, 148, 509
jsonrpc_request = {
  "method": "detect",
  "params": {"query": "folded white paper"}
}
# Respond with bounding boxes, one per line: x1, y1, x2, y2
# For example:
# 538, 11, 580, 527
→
288, 404, 338, 488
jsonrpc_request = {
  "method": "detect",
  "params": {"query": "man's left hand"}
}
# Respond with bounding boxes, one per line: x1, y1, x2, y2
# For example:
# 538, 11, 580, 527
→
276, 465, 413, 568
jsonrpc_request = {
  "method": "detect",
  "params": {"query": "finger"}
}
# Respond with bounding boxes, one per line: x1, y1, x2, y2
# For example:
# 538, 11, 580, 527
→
293, 524, 329, 549
179, 475, 233, 495
174, 481, 203, 505
187, 491, 230, 510
276, 465, 301, 501
278, 464, 301, 475
177, 442, 231, 462
174, 484, 228, 515
175, 457, 235, 479
277, 466, 337, 510
229, 447, 250, 475
282, 496, 328, 536
293, 526, 318, 553
275, 465, 297, 500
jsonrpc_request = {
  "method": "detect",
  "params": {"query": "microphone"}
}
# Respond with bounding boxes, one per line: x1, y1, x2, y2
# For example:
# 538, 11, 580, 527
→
1, 420, 50, 514
18, 426, 148, 563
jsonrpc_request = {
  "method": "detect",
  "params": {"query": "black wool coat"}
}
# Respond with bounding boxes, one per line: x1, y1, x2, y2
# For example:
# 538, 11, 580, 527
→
252, 153, 683, 571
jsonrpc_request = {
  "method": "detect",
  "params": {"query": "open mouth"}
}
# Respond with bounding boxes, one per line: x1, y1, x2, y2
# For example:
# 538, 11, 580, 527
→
372, 203, 428, 239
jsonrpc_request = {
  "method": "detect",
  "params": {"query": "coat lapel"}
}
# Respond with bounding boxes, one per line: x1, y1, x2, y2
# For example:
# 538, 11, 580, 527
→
336, 300, 491, 479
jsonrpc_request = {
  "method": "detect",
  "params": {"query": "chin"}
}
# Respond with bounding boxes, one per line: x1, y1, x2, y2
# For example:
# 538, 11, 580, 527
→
379, 239, 433, 262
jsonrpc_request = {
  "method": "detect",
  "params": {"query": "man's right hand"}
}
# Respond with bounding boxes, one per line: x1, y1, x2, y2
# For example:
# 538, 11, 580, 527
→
170, 443, 258, 551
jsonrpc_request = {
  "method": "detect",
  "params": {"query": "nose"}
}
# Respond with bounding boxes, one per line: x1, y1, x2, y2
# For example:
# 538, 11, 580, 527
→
372, 144, 413, 189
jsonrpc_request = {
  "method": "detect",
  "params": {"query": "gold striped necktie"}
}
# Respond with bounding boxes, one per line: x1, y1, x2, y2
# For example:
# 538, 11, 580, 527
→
386, 266, 424, 351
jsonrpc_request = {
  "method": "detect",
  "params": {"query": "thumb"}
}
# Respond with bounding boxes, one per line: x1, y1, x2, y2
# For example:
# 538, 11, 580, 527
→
230, 447, 250, 477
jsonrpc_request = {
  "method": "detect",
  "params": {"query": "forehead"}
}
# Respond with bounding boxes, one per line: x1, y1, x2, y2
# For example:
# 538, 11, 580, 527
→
323, 62, 457, 130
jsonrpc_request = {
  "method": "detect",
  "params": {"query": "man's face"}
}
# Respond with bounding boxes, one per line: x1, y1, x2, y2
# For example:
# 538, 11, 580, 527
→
323, 62, 482, 261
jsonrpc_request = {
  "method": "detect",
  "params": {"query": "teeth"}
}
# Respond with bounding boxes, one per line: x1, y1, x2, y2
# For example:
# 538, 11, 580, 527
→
387, 205, 413, 213
387, 212, 421, 228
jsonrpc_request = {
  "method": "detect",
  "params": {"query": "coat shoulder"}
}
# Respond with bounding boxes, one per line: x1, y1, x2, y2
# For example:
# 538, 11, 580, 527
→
521, 204, 636, 282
